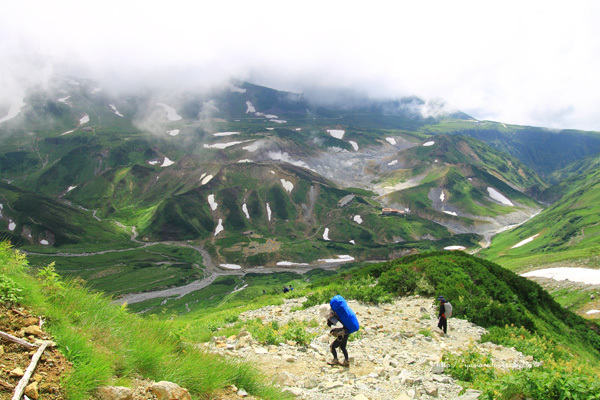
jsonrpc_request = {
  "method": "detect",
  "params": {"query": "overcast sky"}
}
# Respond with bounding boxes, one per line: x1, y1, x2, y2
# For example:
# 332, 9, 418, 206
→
2, 0, 600, 131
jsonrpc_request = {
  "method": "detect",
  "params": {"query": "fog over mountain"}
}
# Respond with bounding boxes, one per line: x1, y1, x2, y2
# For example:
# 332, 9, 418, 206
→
2, 1, 600, 131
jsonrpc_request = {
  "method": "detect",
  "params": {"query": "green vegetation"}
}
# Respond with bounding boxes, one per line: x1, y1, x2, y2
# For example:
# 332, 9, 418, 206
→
300, 250, 600, 399
0, 241, 288, 400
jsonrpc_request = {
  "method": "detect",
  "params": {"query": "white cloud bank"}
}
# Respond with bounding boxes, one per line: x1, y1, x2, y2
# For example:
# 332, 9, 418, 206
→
2, 1, 600, 131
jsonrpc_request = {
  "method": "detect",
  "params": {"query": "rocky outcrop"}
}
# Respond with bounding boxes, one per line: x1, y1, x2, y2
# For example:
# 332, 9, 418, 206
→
203, 296, 534, 399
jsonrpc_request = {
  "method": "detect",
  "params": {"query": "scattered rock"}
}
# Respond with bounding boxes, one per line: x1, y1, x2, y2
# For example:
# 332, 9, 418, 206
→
148, 381, 192, 400
25, 381, 40, 399
96, 386, 134, 400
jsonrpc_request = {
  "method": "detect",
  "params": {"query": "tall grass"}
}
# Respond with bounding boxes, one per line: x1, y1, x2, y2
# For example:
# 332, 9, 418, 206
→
0, 242, 287, 399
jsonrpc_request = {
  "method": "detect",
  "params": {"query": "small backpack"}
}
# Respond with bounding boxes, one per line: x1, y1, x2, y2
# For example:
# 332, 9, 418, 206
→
445, 301, 453, 318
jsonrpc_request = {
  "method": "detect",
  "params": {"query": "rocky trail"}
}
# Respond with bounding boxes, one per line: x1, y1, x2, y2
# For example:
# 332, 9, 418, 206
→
204, 296, 537, 400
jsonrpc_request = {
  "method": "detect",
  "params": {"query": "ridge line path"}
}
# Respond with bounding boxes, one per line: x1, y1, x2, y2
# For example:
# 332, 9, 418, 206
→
206, 296, 534, 400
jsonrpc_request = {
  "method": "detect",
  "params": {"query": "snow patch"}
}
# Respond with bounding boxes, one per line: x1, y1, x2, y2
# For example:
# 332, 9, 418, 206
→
67, 185, 77, 192
161, 157, 174, 167
213, 131, 240, 136
270, 119, 287, 124
40, 240, 49, 245
228, 84, 246, 93
266, 203, 272, 221
353, 215, 363, 224
280, 179, 294, 192
487, 187, 513, 206
0, 99, 27, 124
208, 194, 218, 211
242, 204, 250, 219
245, 101, 256, 113
201, 174, 213, 185
237, 159, 253, 163
214, 219, 224, 236
443, 211, 458, 216
349, 140, 359, 151
79, 114, 90, 125
586, 310, 600, 315
444, 245, 466, 251
349, 240, 355, 245
511, 234, 540, 249
203, 140, 254, 149
148, 160, 160, 165
521, 267, 600, 286
167, 129, 180, 136
440, 192, 445, 202
220, 263, 242, 270
387, 160, 398, 166
58, 96, 70, 103
423, 141, 435, 146
318, 255, 355, 263
386, 137, 396, 145
110, 104, 124, 117
156, 103, 182, 121
60, 129, 75, 136
327, 129, 345, 139
277, 261, 309, 266
323, 228, 331, 241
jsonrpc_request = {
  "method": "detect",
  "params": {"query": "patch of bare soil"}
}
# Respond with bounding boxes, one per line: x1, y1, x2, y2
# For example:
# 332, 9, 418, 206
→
0, 305, 71, 400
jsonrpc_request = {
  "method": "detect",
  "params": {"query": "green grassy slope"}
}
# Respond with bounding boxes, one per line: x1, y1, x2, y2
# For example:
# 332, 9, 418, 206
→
480, 155, 600, 271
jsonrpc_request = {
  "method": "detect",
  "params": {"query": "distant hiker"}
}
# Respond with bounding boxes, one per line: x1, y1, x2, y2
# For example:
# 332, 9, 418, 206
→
437, 295, 451, 335
322, 295, 360, 367
263, 289, 266, 295
283, 286, 289, 293
289, 285, 294, 291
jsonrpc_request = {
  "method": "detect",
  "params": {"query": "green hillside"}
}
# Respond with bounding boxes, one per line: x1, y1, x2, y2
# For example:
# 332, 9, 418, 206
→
481, 154, 600, 272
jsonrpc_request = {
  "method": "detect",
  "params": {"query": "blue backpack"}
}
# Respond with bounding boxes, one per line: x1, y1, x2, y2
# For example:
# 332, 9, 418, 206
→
330, 295, 360, 334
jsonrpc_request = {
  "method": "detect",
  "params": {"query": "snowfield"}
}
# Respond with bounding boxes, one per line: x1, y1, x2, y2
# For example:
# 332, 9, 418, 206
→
353, 215, 363, 224
79, 114, 90, 125
208, 194, 218, 211
280, 179, 294, 192
266, 203, 272, 221
487, 187, 514, 206
522, 267, 600, 286
423, 141, 435, 146
511, 234, 539, 249
323, 228, 331, 241
318, 255, 355, 263
58, 96, 71, 103
214, 219, 224, 236
110, 104, 124, 117
156, 103, 182, 121
220, 263, 242, 270
327, 129, 345, 139
167, 129, 180, 136
443, 211, 458, 216
277, 261, 309, 266
213, 132, 240, 136
204, 140, 254, 149
444, 245, 466, 251
387, 160, 398, 166
161, 157, 174, 167
200, 174, 214, 185
386, 137, 396, 145
242, 204, 250, 219
349, 140, 359, 151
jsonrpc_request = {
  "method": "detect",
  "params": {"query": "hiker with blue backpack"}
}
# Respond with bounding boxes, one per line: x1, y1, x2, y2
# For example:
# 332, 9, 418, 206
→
320, 295, 360, 367
437, 295, 452, 335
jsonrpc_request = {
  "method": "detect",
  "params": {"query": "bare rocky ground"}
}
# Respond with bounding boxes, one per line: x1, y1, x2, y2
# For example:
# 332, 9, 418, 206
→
0, 305, 71, 400
203, 296, 536, 400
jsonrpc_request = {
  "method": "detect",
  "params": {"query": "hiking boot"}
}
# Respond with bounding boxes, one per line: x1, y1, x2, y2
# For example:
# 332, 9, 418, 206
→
341, 359, 350, 367
327, 358, 341, 366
